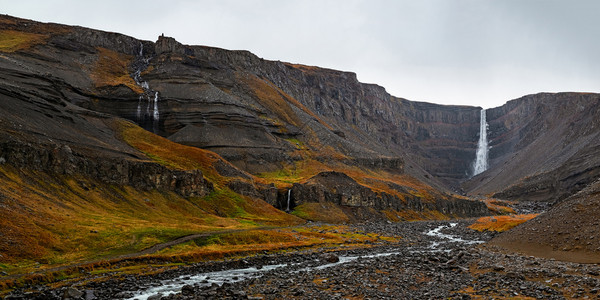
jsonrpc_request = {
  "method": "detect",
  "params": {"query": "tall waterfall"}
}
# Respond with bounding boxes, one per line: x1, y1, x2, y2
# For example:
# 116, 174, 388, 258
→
473, 109, 489, 176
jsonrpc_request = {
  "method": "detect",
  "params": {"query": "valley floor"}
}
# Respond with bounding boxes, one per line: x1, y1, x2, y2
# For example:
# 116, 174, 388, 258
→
4, 219, 600, 299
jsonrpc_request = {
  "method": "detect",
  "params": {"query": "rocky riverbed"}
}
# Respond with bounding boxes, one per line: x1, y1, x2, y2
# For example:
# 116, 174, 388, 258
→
5, 220, 600, 299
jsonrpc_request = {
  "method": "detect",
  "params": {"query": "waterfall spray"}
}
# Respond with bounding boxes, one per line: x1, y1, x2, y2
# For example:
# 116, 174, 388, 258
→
473, 109, 489, 176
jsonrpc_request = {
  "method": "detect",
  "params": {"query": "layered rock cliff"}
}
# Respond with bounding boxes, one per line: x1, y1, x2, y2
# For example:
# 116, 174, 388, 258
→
0, 14, 490, 222
463, 93, 600, 202
2, 13, 600, 217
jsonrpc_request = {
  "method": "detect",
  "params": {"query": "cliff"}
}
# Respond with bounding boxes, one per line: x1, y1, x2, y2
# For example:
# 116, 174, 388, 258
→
463, 93, 600, 202
0, 14, 490, 232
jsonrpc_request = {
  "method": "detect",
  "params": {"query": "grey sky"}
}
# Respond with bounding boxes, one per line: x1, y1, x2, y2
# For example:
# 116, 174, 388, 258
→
2, 0, 598, 108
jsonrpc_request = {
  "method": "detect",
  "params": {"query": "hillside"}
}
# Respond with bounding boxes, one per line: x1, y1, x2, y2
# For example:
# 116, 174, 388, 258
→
0, 14, 492, 272
1, 12, 600, 278
488, 178, 600, 263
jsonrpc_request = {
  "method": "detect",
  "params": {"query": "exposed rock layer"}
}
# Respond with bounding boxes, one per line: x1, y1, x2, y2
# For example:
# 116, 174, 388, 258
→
2, 14, 600, 207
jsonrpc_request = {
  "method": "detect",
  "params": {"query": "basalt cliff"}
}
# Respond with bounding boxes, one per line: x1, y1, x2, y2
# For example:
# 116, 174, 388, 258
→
1, 15, 600, 264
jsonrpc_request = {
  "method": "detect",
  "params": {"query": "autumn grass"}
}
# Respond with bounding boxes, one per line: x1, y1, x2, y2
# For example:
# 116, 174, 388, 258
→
113, 119, 225, 183
468, 214, 539, 232
484, 199, 516, 215
151, 225, 401, 262
383, 209, 450, 222
90, 47, 143, 93
0, 30, 46, 52
292, 202, 352, 223
237, 72, 333, 130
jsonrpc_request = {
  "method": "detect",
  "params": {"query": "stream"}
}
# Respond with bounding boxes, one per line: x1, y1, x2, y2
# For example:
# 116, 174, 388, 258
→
127, 222, 485, 300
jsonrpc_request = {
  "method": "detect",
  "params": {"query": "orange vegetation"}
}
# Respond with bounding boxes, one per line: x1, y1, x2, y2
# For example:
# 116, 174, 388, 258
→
469, 214, 538, 232
484, 199, 516, 215
292, 202, 351, 223
151, 225, 401, 262
0, 30, 46, 52
0, 120, 302, 277
90, 47, 143, 93
383, 209, 449, 222
113, 119, 224, 182
237, 72, 333, 130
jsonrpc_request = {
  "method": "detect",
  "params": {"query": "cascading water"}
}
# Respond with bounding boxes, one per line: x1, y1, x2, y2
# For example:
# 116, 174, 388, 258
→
472, 109, 489, 176
136, 96, 142, 119
132, 42, 160, 133
153, 92, 159, 120
286, 189, 291, 212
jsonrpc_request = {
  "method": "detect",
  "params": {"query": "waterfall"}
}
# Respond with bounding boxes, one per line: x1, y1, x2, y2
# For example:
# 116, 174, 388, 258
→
153, 92, 159, 121
286, 189, 291, 212
136, 96, 142, 119
473, 109, 489, 176
132, 42, 161, 133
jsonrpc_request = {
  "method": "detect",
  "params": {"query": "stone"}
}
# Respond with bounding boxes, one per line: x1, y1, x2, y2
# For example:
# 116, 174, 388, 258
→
84, 290, 97, 300
147, 294, 163, 300
320, 253, 340, 263
63, 287, 84, 299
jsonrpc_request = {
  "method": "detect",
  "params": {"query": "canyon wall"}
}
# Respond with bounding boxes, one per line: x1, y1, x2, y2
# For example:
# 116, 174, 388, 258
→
2, 14, 600, 208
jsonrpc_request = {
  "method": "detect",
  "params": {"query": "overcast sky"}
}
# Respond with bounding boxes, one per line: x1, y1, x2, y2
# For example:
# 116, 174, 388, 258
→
2, 0, 599, 108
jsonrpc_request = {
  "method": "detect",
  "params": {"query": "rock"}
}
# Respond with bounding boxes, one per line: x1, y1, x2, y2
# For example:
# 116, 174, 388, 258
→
147, 294, 162, 300
181, 284, 194, 295
84, 290, 96, 300
492, 264, 505, 271
321, 253, 340, 263
63, 287, 84, 299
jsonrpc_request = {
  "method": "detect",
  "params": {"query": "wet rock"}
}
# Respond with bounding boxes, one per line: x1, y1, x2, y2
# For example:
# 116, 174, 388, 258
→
147, 294, 162, 300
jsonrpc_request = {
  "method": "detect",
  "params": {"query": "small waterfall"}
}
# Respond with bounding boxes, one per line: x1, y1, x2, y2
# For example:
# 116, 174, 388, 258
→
132, 42, 161, 133
153, 92, 159, 121
473, 109, 489, 176
286, 189, 291, 212
136, 96, 142, 119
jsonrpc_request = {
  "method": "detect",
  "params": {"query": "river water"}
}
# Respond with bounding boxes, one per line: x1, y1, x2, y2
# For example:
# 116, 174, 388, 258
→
128, 222, 484, 300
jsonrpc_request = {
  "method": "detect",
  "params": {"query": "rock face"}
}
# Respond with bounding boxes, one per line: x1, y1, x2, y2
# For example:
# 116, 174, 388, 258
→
0, 16, 481, 187
463, 93, 600, 202
288, 171, 489, 218
2, 14, 600, 213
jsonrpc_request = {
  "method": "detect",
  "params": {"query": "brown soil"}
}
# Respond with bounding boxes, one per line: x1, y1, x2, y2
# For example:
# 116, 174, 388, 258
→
488, 178, 600, 263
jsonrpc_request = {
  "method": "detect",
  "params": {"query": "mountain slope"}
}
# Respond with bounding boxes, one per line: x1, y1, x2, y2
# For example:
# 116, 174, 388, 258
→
0, 15, 493, 269
488, 178, 600, 263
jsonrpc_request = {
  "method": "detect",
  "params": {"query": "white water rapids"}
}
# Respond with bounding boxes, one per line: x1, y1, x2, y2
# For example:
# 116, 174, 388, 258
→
473, 109, 489, 176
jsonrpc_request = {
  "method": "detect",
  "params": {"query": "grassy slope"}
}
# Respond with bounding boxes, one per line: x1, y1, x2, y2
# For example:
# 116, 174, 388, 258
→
0, 120, 302, 276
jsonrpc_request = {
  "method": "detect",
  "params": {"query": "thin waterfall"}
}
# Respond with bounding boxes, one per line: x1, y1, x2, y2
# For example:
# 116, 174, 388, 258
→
473, 109, 489, 176
286, 189, 291, 212
132, 42, 161, 133
136, 95, 142, 119
153, 92, 159, 121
